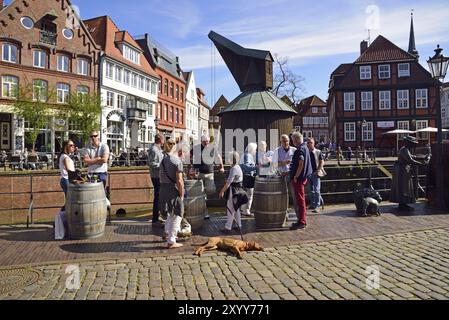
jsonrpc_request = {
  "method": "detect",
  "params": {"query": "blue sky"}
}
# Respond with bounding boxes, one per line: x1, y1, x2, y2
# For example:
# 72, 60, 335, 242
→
22, 0, 449, 106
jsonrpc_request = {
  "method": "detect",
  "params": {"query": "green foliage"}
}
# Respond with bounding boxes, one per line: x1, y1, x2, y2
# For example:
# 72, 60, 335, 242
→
12, 83, 53, 152
67, 92, 102, 145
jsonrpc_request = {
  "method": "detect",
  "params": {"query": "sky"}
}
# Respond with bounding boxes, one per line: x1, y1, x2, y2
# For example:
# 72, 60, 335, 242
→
20, 0, 449, 106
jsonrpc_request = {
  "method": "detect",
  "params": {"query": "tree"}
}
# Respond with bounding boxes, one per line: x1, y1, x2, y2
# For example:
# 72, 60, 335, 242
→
271, 54, 305, 105
12, 83, 54, 152
67, 92, 102, 145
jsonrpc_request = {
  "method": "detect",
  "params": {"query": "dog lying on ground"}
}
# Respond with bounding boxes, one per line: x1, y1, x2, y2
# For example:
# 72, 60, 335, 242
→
194, 237, 264, 259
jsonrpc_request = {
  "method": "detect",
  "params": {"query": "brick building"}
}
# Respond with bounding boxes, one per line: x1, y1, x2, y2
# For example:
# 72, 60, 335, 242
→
135, 34, 186, 141
328, 17, 439, 151
84, 16, 159, 155
294, 95, 328, 143
0, 0, 100, 153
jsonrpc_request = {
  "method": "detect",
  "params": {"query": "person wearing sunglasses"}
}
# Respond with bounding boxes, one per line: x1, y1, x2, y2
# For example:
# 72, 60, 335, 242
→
59, 140, 76, 201
83, 130, 110, 188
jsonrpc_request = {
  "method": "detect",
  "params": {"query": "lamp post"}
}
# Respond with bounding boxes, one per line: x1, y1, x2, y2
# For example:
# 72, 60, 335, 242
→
427, 44, 449, 209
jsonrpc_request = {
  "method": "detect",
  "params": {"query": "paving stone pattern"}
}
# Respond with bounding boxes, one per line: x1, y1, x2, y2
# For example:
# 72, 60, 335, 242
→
1, 228, 449, 300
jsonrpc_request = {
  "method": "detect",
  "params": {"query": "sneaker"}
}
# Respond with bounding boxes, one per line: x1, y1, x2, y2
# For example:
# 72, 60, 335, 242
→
204, 214, 210, 220
312, 209, 319, 214
290, 222, 307, 230
241, 211, 254, 217
167, 243, 183, 249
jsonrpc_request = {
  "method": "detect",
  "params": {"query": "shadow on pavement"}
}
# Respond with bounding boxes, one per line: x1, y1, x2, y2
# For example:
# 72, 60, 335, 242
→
60, 240, 165, 254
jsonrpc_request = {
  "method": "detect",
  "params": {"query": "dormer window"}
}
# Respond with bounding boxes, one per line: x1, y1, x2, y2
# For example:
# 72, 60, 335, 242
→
378, 64, 390, 79
123, 44, 140, 64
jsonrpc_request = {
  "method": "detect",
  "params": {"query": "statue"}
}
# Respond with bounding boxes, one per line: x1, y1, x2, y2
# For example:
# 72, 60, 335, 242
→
390, 136, 430, 211
354, 187, 382, 216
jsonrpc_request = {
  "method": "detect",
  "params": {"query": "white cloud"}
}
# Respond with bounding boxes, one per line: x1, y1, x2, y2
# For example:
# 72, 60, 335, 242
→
178, 2, 449, 70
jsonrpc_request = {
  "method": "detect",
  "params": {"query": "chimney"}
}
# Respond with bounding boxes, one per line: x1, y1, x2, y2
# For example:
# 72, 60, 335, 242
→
360, 40, 368, 55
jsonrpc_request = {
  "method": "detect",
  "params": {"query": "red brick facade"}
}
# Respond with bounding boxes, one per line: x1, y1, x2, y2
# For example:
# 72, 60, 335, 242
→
294, 95, 329, 143
0, 0, 100, 152
328, 35, 439, 151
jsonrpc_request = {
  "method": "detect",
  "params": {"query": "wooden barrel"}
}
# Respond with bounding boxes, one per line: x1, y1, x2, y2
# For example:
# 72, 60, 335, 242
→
66, 182, 108, 239
253, 175, 288, 229
184, 179, 206, 230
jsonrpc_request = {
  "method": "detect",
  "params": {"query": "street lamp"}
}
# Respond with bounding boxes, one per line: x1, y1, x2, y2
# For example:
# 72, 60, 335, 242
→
427, 44, 449, 209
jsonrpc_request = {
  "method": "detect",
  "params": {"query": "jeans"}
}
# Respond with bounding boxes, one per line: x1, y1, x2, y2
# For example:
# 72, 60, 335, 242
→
308, 174, 321, 209
60, 178, 69, 211
151, 177, 161, 222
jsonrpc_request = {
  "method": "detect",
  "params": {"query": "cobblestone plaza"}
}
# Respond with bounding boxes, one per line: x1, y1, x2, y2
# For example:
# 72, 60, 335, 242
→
1, 203, 448, 300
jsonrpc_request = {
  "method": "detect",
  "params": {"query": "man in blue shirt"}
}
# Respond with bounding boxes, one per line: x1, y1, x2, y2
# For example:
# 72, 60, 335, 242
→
289, 132, 313, 230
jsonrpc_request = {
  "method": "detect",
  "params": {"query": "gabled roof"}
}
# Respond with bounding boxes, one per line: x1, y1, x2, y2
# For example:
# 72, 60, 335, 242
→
297, 95, 326, 115
219, 90, 297, 115
331, 63, 352, 76
135, 34, 184, 81
355, 35, 417, 64
1, 0, 100, 53
84, 16, 157, 78
210, 95, 229, 116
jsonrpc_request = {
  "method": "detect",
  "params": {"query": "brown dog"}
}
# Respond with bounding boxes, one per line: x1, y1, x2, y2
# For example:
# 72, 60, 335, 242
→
194, 237, 264, 259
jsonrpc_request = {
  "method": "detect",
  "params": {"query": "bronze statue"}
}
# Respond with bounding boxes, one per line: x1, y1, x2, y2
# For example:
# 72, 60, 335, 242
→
390, 136, 430, 211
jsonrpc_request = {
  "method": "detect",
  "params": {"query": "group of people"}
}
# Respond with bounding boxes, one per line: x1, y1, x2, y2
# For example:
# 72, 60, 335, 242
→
147, 132, 327, 248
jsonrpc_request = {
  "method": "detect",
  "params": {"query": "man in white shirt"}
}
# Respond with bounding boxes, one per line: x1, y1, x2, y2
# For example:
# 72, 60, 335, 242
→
84, 130, 110, 188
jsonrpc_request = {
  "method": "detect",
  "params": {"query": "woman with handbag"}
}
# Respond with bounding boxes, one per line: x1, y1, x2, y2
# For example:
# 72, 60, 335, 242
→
159, 138, 185, 249
219, 151, 248, 233
240, 143, 257, 216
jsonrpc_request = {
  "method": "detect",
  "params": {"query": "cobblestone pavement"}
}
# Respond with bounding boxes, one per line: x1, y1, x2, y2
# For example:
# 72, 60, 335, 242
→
1, 227, 449, 300
1, 202, 448, 267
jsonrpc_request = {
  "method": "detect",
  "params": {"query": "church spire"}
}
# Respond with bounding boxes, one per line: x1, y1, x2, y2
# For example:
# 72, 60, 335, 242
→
408, 10, 419, 59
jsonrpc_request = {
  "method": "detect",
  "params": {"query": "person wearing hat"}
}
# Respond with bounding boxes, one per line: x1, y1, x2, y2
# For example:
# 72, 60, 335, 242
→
390, 136, 429, 211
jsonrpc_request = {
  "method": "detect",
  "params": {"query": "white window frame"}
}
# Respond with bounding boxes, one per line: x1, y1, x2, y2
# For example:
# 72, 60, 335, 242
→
139, 76, 144, 91
57, 55, 70, 72
124, 70, 130, 85
115, 66, 123, 82
379, 91, 391, 110
77, 85, 89, 97
33, 50, 46, 68
398, 63, 410, 77
131, 73, 137, 87
2, 75, 18, 98
57, 83, 70, 104
397, 120, 409, 131
106, 62, 114, 79
416, 89, 428, 108
151, 81, 157, 95
123, 45, 140, 64
416, 120, 429, 140
397, 90, 409, 109
33, 80, 48, 102
360, 66, 371, 80
361, 91, 373, 110
312, 107, 318, 114
344, 92, 355, 111
344, 122, 356, 142
106, 91, 114, 107
378, 64, 391, 79
117, 94, 125, 109
77, 59, 89, 76
362, 121, 373, 142
2, 43, 18, 63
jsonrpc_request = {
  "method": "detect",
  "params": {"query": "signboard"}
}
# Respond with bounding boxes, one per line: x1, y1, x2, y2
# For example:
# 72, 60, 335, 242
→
377, 121, 395, 128
55, 119, 66, 126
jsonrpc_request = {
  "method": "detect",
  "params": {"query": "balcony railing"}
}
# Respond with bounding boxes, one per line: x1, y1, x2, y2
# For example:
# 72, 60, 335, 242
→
40, 30, 57, 46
